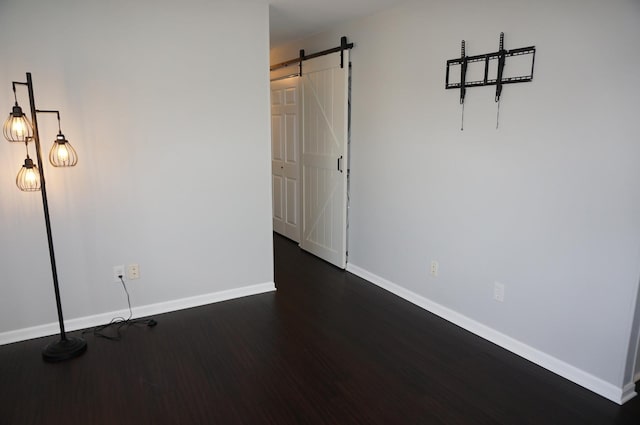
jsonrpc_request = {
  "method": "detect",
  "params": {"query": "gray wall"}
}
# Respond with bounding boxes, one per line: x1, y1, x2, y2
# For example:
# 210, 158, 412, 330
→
272, 0, 640, 397
0, 0, 273, 334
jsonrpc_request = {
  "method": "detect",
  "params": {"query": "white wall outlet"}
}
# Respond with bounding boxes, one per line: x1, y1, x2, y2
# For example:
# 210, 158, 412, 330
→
127, 263, 140, 280
430, 260, 439, 277
494, 281, 505, 302
113, 265, 125, 283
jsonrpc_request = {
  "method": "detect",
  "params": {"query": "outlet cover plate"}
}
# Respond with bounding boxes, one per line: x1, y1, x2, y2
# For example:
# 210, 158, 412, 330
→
113, 265, 125, 283
127, 264, 140, 280
494, 281, 505, 302
430, 261, 439, 277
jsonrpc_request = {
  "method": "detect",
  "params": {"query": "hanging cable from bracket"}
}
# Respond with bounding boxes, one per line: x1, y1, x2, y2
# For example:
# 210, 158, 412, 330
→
495, 32, 506, 129
459, 40, 468, 131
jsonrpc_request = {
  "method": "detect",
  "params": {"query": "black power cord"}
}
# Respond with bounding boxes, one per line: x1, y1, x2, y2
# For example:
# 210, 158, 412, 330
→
83, 275, 157, 341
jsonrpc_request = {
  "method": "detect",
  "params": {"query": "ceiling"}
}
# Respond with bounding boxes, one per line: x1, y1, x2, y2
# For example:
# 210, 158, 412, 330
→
267, 0, 407, 47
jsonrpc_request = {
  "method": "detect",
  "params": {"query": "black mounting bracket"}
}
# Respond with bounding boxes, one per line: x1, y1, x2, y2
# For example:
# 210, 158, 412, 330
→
445, 32, 536, 103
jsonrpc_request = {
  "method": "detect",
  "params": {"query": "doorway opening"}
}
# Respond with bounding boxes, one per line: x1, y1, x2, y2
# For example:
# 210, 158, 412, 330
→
269, 39, 352, 269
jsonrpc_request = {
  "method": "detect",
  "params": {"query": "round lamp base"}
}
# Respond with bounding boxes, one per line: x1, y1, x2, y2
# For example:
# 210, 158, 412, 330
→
42, 337, 87, 362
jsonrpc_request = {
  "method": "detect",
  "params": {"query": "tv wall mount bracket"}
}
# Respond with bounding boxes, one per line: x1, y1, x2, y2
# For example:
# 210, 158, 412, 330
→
445, 32, 535, 129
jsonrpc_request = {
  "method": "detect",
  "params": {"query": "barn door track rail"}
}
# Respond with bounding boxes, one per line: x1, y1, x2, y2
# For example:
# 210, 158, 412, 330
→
271, 36, 354, 77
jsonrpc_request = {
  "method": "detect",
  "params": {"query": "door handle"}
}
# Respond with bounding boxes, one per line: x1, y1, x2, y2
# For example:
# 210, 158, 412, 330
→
337, 155, 343, 173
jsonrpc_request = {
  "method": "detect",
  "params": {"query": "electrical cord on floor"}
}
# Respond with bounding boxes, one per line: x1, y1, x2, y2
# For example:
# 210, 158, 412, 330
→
83, 275, 157, 341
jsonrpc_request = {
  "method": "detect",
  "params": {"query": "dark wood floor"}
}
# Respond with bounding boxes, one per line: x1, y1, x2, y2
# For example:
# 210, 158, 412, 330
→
1, 234, 639, 424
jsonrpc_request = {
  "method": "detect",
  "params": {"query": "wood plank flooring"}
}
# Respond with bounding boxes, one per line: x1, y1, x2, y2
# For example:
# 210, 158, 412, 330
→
0, 233, 638, 424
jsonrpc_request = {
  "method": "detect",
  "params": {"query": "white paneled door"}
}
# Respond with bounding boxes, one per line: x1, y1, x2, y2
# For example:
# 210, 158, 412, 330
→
300, 51, 349, 269
271, 78, 301, 243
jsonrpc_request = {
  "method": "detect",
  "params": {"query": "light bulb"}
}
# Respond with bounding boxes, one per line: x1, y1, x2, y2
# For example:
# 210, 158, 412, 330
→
57, 144, 69, 162
24, 168, 38, 185
12, 120, 27, 138
3, 105, 33, 143
16, 157, 41, 192
49, 133, 78, 167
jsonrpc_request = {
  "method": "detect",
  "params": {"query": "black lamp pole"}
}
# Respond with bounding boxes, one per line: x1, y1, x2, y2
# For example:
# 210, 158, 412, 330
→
13, 73, 87, 362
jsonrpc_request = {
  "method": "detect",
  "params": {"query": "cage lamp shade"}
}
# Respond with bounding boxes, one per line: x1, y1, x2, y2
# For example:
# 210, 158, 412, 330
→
3, 105, 33, 143
16, 157, 41, 192
49, 133, 78, 167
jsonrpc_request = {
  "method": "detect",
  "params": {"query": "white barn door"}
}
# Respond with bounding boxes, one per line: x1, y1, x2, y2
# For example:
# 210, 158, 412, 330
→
271, 77, 301, 243
300, 51, 349, 269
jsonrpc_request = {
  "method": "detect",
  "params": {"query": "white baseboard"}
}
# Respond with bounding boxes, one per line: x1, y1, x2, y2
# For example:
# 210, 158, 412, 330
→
0, 281, 276, 347
620, 382, 637, 404
346, 263, 636, 405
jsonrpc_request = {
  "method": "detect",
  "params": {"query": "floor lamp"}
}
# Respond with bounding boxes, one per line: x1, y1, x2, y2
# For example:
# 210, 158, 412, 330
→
3, 72, 87, 362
